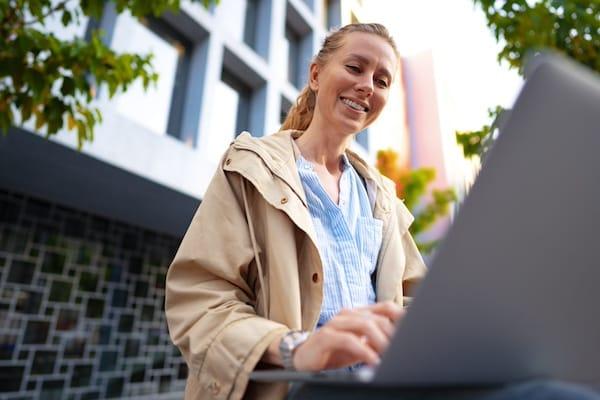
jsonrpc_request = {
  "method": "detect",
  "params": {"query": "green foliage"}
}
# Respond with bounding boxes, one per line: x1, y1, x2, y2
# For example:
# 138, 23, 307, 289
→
402, 169, 457, 253
457, 0, 600, 159
476, 0, 600, 74
376, 150, 457, 254
0, 0, 219, 148
455, 106, 503, 159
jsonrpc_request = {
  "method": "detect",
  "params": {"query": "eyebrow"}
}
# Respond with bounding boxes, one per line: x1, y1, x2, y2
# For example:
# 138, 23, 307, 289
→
346, 53, 393, 82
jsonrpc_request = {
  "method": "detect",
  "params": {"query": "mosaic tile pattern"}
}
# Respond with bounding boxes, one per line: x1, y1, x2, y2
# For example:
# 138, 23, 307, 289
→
0, 190, 187, 399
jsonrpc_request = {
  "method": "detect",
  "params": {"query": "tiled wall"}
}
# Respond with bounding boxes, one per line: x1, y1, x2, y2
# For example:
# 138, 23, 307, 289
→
0, 190, 187, 399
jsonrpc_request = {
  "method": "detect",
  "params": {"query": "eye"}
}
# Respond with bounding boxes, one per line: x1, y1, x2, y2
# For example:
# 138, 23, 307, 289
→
376, 79, 389, 88
346, 65, 360, 73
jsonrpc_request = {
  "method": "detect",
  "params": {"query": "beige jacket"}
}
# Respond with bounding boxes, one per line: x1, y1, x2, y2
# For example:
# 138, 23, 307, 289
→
165, 130, 427, 400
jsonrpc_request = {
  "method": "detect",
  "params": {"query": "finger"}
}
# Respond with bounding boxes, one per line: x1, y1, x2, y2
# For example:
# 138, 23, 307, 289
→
360, 301, 405, 323
329, 331, 380, 367
327, 315, 389, 354
365, 312, 395, 339
349, 311, 396, 339
338, 307, 396, 339
297, 326, 380, 371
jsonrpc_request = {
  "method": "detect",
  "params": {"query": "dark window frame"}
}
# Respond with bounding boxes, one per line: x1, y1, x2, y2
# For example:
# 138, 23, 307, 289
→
220, 68, 253, 137
285, 1, 313, 90
280, 96, 293, 125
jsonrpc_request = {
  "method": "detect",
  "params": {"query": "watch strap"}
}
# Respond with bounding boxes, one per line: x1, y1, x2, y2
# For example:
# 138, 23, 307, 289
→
279, 330, 309, 370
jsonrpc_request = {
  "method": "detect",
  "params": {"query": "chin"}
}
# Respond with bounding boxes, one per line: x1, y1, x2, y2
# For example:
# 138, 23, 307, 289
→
338, 119, 367, 135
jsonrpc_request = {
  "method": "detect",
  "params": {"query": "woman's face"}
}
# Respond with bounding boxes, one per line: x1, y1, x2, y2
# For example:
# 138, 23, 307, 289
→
309, 32, 397, 136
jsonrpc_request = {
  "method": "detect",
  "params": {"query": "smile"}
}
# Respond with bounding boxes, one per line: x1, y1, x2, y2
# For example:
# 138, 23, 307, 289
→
340, 97, 369, 112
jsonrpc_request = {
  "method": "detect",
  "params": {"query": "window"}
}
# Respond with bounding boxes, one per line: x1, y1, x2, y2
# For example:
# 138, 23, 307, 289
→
207, 69, 251, 162
323, 0, 341, 30
284, 26, 301, 88
214, 0, 258, 44
243, 0, 259, 49
109, 13, 190, 138
284, 3, 313, 90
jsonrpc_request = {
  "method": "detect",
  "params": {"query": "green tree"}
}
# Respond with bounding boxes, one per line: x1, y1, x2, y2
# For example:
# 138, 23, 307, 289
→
457, 0, 600, 159
377, 149, 457, 254
0, 0, 219, 148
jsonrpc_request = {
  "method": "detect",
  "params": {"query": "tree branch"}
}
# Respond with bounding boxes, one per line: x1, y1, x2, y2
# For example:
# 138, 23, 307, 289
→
23, 0, 73, 27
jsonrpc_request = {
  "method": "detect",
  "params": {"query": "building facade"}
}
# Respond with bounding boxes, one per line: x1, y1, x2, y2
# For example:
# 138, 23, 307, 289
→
0, 1, 378, 399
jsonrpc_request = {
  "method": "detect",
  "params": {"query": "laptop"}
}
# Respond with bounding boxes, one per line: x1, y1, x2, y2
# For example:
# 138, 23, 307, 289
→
250, 53, 600, 387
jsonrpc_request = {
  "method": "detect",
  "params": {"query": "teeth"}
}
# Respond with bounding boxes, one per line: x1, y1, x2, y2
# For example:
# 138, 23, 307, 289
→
342, 98, 366, 111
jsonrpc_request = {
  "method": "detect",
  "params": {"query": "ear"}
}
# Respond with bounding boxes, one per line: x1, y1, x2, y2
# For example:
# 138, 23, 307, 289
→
308, 62, 319, 92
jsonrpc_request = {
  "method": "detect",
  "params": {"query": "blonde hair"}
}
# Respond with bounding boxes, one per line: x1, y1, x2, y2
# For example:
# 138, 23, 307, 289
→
280, 23, 399, 132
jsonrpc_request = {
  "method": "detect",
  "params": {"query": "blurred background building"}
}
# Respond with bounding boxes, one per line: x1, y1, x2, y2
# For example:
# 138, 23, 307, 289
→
0, 0, 521, 399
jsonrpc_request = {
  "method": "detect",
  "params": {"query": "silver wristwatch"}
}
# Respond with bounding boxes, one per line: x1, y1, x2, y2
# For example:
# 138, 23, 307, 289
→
279, 330, 310, 370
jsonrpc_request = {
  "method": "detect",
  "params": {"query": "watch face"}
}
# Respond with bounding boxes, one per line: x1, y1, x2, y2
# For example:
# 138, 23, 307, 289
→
283, 332, 301, 350
291, 332, 309, 345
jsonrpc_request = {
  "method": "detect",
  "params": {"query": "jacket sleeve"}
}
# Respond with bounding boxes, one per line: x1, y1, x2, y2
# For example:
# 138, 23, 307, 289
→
396, 199, 427, 305
165, 156, 289, 399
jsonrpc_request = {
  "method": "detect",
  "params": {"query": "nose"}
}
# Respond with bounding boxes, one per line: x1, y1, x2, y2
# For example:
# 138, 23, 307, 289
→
355, 76, 374, 97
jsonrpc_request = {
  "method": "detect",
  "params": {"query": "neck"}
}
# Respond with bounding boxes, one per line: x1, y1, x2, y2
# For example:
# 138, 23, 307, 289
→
295, 119, 354, 175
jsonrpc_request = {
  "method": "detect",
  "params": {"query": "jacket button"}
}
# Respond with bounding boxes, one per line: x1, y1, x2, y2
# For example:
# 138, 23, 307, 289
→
225, 158, 231, 165
312, 273, 319, 283
280, 197, 288, 204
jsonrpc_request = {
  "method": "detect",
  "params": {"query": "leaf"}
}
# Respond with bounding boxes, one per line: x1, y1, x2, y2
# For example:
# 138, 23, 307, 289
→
60, 77, 75, 97
21, 96, 33, 123
34, 110, 46, 131
0, 107, 14, 133
67, 114, 76, 130
26, 69, 47, 99
61, 9, 72, 26
28, 0, 44, 19
94, 108, 103, 123
82, 108, 95, 128
81, 0, 105, 19
76, 119, 86, 149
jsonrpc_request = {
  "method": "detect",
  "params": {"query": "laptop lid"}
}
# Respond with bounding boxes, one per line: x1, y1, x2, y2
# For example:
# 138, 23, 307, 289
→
375, 53, 600, 386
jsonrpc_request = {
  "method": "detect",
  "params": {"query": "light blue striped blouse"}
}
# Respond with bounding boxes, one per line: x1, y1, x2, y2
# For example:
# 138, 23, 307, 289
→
295, 153, 383, 327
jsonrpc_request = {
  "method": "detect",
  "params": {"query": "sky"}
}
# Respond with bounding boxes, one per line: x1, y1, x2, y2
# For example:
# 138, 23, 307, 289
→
364, 0, 523, 133
359, 0, 525, 190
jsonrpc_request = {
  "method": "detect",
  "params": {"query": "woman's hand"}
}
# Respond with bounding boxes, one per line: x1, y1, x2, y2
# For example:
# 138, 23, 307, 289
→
292, 301, 405, 371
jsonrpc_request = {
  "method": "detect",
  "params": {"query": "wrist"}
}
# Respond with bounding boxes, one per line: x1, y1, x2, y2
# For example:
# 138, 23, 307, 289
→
279, 330, 310, 370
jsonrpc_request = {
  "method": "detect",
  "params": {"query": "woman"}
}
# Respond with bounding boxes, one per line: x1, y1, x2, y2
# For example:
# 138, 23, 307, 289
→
165, 23, 426, 399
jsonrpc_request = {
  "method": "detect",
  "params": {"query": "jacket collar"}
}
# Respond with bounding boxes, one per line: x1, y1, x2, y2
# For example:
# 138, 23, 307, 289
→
231, 129, 396, 211
232, 130, 308, 207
